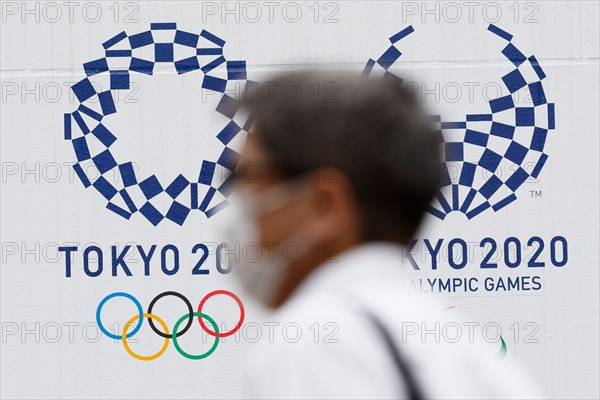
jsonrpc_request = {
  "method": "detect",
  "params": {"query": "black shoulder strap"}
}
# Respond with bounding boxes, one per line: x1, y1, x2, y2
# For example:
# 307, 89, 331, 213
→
361, 309, 425, 400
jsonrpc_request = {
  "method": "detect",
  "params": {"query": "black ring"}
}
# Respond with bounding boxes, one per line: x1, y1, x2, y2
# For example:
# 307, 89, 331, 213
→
147, 291, 193, 338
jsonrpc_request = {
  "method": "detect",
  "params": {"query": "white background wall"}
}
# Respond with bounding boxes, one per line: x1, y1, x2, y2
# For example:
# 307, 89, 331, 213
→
1, 1, 599, 399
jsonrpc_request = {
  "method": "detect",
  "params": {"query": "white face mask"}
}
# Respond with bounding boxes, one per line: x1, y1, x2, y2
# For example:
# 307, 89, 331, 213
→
224, 180, 312, 307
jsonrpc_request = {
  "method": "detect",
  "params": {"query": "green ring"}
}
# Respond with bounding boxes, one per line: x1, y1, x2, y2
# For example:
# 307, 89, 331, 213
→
172, 312, 220, 360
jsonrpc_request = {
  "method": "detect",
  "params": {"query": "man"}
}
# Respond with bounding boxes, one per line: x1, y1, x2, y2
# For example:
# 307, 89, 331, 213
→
225, 72, 542, 399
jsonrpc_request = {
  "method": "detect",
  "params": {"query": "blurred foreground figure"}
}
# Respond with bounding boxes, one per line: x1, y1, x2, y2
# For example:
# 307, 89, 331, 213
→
226, 72, 542, 399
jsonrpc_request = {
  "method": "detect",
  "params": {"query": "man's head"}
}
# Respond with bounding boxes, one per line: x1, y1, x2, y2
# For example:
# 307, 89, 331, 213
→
230, 71, 442, 307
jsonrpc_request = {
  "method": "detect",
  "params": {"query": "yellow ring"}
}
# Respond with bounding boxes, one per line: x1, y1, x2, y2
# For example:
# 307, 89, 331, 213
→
122, 313, 170, 361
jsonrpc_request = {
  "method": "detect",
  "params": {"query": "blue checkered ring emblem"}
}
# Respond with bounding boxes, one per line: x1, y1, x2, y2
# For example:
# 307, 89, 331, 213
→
363, 25, 556, 220
64, 23, 250, 226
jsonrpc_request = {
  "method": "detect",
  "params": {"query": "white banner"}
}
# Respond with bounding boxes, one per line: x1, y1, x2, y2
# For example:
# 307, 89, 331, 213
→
1, 1, 598, 399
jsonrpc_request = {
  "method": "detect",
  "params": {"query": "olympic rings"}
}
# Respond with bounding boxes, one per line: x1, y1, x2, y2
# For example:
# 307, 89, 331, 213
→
123, 313, 170, 361
97, 292, 144, 340
172, 312, 220, 360
197, 290, 245, 338
95, 290, 244, 360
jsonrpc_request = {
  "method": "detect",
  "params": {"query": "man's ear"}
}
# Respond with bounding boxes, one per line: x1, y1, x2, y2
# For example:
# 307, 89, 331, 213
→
309, 168, 361, 244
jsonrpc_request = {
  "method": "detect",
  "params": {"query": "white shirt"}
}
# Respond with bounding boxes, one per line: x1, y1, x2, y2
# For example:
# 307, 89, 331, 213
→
246, 242, 543, 399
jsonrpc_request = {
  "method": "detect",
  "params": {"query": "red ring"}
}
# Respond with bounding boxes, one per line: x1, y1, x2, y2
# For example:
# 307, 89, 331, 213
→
197, 290, 245, 337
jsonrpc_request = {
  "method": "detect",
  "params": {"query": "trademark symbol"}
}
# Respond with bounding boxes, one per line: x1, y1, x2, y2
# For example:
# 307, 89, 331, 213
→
529, 190, 542, 198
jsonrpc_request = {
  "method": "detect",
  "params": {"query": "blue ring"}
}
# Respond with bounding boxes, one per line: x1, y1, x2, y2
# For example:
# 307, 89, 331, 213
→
64, 23, 249, 225
96, 292, 144, 340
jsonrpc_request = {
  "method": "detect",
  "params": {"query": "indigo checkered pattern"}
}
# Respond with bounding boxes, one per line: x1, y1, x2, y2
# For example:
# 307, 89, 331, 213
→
363, 24, 556, 220
64, 23, 250, 225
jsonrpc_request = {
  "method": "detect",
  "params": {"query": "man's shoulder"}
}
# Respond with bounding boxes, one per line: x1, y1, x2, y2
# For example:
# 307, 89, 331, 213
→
249, 285, 544, 399
246, 290, 407, 398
